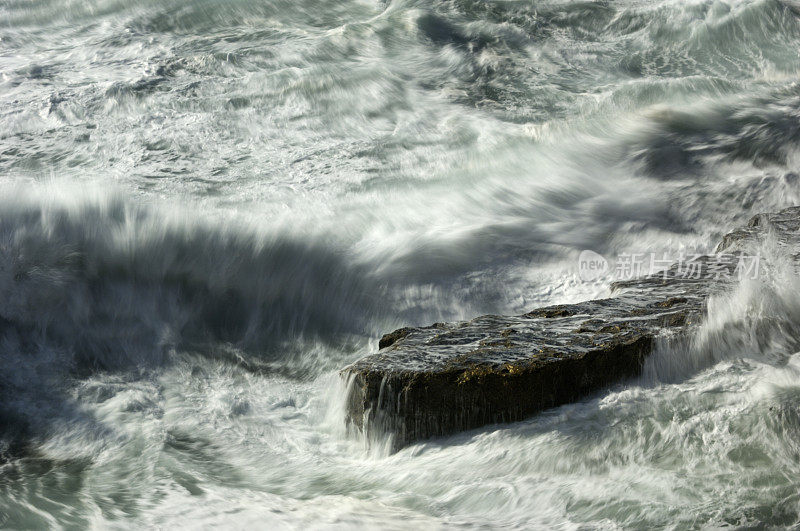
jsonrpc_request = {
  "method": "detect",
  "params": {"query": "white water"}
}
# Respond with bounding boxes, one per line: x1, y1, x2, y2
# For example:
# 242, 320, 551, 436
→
2, 0, 800, 527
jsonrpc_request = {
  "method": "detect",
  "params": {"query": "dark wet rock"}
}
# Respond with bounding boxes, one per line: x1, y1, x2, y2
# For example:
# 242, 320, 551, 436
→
378, 322, 447, 349
378, 327, 412, 350
342, 206, 800, 448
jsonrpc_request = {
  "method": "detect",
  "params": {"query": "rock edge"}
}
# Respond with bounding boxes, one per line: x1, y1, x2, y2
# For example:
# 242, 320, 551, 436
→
341, 206, 800, 447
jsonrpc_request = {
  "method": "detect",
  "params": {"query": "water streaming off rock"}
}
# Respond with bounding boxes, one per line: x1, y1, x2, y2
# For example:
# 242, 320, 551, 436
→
2, 0, 800, 527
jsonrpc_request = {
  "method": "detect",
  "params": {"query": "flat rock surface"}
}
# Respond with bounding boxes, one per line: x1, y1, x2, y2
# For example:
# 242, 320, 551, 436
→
342, 206, 800, 446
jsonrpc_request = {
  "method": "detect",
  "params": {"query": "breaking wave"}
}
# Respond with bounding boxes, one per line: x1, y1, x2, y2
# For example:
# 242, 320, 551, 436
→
3, 0, 800, 526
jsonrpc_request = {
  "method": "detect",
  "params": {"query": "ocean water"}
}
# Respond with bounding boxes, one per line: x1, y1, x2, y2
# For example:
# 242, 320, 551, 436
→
2, 0, 800, 527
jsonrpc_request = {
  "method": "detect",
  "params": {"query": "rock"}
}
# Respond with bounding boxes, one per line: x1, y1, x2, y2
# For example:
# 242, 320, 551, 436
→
341, 206, 800, 448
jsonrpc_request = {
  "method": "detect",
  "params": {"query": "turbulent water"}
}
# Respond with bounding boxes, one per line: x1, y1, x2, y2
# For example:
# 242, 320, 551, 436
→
2, 0, 800, 527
